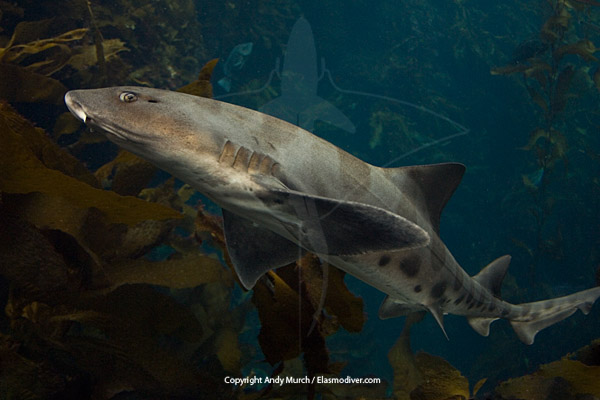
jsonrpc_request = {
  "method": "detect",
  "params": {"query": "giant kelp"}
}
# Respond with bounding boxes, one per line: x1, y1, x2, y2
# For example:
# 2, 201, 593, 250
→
0, 102, 180, 226
492, 0, 600, 285
388, 312, 486, 400
0, 98, 243, 397
496, 339, 600, 399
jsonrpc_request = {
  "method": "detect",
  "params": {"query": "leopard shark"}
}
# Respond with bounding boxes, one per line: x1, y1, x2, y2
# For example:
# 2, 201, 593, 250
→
65, 86, 600, 344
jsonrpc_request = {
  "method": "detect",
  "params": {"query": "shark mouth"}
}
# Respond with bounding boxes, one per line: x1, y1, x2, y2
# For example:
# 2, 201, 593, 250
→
64, 92, 87, 123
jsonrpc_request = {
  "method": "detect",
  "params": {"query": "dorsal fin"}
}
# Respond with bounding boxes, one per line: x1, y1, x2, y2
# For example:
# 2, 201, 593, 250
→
473, 255, 511, 298
382, 163, 465, 233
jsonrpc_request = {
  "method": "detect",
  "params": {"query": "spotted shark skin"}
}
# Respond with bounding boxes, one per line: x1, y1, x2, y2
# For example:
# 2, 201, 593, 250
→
65, 87, 600, 344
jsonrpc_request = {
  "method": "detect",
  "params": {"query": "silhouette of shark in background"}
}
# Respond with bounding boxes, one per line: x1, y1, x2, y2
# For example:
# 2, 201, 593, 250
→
260, 17, 355, 134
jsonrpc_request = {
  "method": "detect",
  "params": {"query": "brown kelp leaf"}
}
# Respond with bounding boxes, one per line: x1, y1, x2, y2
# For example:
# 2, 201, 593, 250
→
0, 63, 67, 105
524, 61, 551, 88
2, 192, 105, 283
112, 284, 205, 344
526, 86, 548, 113
574, 338, 600, 365
539, 359, 600, 396
0, 23, 88, 75
95, 150, 156, 196
195, 205, 229, 261
323, 267, 365, 333
521, 128, 567, 163
565, 0, 600, 7
252, 270, 309, 364
410, 352, 470, 400
472, 378, 487, 397
105, 253, 229, 289
252, 268, 329, 376
52, 112, 81, 140
388, 313, 425, 400
0, 103, 181, 226
178, 58, 219, 98
67, 38, 129, 71
0, 214, 72, 302
554, 39, 598, 62
0, 334, 66, 400
1, 100, 97, 185
495, 374, 555, 400
552, 65, 575, 114
521, 128, 547, 151
85, 283, 205, 348
541, 9, 571, 43
215, 327, 242, 373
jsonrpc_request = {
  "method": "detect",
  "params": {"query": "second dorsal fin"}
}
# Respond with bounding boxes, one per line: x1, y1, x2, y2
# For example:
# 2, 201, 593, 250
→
473, 255, 511, 298
382, 163, 465, 233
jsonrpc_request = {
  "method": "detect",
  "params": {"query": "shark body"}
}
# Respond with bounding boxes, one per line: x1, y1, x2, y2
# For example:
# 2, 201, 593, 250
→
65, 87, 600, 344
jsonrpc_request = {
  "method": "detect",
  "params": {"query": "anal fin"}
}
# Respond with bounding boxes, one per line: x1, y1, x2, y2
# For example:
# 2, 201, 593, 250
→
467, 317, 498, 337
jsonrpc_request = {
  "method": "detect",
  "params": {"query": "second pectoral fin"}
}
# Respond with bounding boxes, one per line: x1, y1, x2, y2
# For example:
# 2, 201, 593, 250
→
222, 209, 304, 289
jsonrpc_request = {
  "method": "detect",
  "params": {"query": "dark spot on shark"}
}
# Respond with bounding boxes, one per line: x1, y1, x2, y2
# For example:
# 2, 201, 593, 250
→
454, 295, 465, 305
431, 281, 447, 299
501, 307, 510, 317
414, 285, 422, 293
267, 141, 276, 151
252, 136, 259, 145
488, 303, 496, 312
468, 302, 475, 310
521, 304, 531, 316
378, 255, 391, 267
544, 300, 554, 309
474, 299, 483, 309
398, 255, 420, 277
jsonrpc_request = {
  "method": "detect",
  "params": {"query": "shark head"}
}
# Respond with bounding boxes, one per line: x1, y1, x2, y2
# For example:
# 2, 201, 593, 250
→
65, 87, 235, 187
65, 87, 210, 149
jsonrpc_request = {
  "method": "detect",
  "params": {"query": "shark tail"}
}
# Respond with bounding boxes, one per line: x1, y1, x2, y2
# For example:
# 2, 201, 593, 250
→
508, 287, 600, 344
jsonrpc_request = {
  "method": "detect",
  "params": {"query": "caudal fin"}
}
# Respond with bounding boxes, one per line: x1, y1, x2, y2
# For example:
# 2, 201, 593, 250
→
510, 287, 600, 344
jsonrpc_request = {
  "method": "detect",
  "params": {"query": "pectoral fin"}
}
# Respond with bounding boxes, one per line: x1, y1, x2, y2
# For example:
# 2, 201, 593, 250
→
257, 189, 430, 256
223, 210, 304, 289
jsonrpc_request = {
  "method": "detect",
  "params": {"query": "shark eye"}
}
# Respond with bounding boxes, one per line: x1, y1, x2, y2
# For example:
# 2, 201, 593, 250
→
119, 91, 138, 103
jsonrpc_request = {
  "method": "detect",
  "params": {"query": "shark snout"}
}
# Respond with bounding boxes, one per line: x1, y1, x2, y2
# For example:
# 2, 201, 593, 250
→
65, 91, 88, 123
